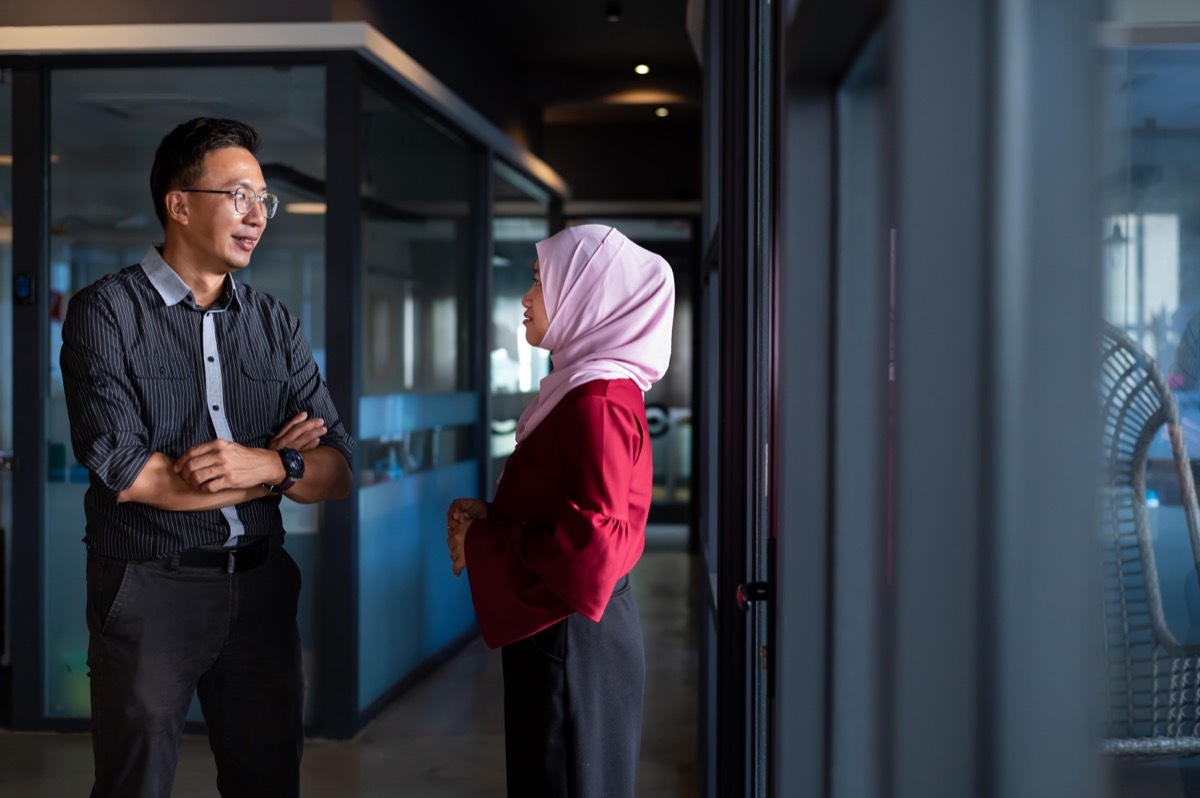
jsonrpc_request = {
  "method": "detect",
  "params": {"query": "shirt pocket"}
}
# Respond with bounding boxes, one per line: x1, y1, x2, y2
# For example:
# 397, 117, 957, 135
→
129, 355, 191, 440
238, 357, 290, 444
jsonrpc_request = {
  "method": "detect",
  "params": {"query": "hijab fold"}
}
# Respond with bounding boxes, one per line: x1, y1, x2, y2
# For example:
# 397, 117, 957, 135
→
515, 225, 675, 442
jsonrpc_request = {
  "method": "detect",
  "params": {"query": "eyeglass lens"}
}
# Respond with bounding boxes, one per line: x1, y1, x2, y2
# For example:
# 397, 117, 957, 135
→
233, 189, 279, 219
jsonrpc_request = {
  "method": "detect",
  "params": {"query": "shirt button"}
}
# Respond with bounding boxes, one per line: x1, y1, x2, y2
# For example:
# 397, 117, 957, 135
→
207, 356, 215, 362
212, 405, 219, 411
159, 366, 165, 374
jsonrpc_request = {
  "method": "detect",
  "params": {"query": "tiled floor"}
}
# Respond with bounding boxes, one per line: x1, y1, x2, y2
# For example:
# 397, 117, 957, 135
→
0, 549, 699, 797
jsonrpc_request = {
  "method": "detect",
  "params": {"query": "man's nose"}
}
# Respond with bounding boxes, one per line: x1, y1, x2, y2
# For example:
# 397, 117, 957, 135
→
244, 199, 267, 223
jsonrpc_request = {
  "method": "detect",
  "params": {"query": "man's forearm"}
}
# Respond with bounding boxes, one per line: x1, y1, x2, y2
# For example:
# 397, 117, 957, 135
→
281, 446, 353, 504
118, 452, 269, 511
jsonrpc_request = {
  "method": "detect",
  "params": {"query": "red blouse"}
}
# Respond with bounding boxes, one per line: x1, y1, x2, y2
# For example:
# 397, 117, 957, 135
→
465, 379, 652, 649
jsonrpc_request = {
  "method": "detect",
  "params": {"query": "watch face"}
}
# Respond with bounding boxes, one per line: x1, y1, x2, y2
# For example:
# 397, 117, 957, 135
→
281, 447, 305, 480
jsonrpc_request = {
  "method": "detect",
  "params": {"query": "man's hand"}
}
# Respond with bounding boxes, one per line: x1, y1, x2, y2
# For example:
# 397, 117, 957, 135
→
174, 439, 280, 493
270, 412, 326, 452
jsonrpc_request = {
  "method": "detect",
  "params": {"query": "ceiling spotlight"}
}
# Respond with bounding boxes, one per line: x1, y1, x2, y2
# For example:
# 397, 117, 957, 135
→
634, 64, 650, 75
606, 4, 622, 22
655, 107, 670, 118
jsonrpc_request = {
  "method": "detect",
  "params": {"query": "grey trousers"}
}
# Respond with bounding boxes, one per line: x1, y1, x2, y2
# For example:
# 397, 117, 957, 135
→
501, 575, 645, 798
85, 543, 304, 798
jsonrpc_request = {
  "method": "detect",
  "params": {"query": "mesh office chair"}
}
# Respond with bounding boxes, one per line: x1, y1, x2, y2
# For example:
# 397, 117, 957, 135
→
1101, 321, 1200, 755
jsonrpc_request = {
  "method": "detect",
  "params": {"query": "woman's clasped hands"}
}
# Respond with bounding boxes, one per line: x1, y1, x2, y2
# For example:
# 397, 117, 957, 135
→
445, 497, 488, 577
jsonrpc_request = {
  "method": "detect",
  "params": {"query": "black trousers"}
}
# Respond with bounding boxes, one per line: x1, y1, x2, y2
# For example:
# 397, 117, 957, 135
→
501, 575, 645, 798
85, 541, 304, 798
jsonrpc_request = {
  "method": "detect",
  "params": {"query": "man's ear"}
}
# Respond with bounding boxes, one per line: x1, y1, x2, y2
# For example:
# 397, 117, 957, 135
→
165, 190, 188, 226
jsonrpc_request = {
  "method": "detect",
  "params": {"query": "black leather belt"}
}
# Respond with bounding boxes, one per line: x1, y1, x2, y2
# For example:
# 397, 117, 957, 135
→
175, 536, 278, 573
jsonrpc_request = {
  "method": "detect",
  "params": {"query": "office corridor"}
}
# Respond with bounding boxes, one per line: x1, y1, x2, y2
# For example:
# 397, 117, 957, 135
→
0, 547, 699, 797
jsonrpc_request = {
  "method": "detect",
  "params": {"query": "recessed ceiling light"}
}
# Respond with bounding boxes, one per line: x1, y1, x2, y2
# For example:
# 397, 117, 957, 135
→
655, 107, 670, 118
606, 3, 622, 22
634, 64, 650, 75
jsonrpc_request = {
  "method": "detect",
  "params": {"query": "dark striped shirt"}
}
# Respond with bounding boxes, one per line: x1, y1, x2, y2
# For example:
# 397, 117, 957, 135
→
60, 246, 354, 560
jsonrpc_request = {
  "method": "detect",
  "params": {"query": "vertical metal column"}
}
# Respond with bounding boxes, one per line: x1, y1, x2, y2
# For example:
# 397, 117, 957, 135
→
988, 2, 1103, 797
9, 66, 48, 729
10, 66, 48, 730
715, 0, 775, 794
890, 0, 1103, 796
321, 51, 363, 740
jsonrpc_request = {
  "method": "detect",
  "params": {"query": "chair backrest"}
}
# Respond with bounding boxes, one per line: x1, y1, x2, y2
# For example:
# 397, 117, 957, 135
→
1101, 322, 1200, 754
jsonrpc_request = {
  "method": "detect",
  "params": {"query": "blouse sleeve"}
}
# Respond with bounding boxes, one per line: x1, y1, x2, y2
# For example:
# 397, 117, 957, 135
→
464, 390, 645, 648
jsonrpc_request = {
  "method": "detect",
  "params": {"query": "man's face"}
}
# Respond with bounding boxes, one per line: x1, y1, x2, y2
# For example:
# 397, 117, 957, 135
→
175, 146, 269, 273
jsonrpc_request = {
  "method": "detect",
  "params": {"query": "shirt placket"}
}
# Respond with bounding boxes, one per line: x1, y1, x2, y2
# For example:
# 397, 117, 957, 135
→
202, 306, 246, 546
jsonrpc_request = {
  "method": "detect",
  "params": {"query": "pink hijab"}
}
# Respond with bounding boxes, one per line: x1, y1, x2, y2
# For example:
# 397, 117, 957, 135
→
515, 224, 675, 442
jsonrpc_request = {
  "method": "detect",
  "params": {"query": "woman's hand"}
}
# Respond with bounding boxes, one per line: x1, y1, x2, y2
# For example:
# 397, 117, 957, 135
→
446, 498, 488, 577
447, 497, 488, 526
447, 516, 472, 577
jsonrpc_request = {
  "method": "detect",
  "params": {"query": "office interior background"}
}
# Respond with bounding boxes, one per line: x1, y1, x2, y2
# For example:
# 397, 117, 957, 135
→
1, 0, 1199, 796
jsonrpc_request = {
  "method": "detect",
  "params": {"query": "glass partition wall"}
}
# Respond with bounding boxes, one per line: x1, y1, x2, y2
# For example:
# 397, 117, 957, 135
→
355, 78, 480, 713
490, 161, 550, 492
44, 64, 329, 722
2, 46, 560, 735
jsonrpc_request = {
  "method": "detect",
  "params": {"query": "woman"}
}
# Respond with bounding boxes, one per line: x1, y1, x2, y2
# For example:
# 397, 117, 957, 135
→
446, 224, 674, 797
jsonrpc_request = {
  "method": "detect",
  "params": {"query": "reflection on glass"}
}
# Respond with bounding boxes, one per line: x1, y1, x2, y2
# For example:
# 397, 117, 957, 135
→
360, 88, 473, 402
1101, 25, 1200, 792
46, 65, 327, 720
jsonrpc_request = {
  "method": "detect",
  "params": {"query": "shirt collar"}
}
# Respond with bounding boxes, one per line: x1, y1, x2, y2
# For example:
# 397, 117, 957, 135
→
139, 245, 242, 311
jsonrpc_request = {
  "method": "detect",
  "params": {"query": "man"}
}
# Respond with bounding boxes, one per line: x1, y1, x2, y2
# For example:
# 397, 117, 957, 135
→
60, 117, 354, 798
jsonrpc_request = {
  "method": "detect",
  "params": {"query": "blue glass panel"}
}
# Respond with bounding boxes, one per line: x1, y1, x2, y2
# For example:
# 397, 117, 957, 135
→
358, 391, 479, 441
356, 460, 479, 710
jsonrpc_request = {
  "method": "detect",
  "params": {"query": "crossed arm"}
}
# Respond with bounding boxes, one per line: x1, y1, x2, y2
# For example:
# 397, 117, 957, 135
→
117, 412, 352, 511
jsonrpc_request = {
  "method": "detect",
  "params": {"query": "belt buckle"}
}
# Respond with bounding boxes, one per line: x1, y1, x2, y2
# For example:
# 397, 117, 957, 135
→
226, 549, 238, 574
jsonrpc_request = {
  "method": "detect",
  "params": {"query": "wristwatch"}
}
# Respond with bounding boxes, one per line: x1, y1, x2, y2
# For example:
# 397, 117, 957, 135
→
267, 447, 305, 494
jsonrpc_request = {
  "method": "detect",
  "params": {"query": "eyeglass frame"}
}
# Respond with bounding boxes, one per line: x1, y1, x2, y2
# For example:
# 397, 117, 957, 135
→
180, 187, 280, 219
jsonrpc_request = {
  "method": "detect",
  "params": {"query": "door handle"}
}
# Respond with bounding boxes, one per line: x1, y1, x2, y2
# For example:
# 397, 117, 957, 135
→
736, 581, 768, 612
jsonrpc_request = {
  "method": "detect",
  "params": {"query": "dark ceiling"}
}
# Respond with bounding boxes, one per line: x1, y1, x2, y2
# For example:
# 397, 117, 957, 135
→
336, 0, 703, 199
473, 0, 704, 200
478, 0, 700, 70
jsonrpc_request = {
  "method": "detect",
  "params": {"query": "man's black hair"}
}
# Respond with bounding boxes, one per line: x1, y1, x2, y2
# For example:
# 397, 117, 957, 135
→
149, 117, 261, 229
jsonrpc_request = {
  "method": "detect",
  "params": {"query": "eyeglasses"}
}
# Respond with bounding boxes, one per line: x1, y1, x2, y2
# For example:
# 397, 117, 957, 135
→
181, 188, 279, 219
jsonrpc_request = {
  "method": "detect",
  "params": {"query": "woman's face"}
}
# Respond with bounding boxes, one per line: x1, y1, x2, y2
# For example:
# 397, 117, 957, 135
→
522, 259, 550, 347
